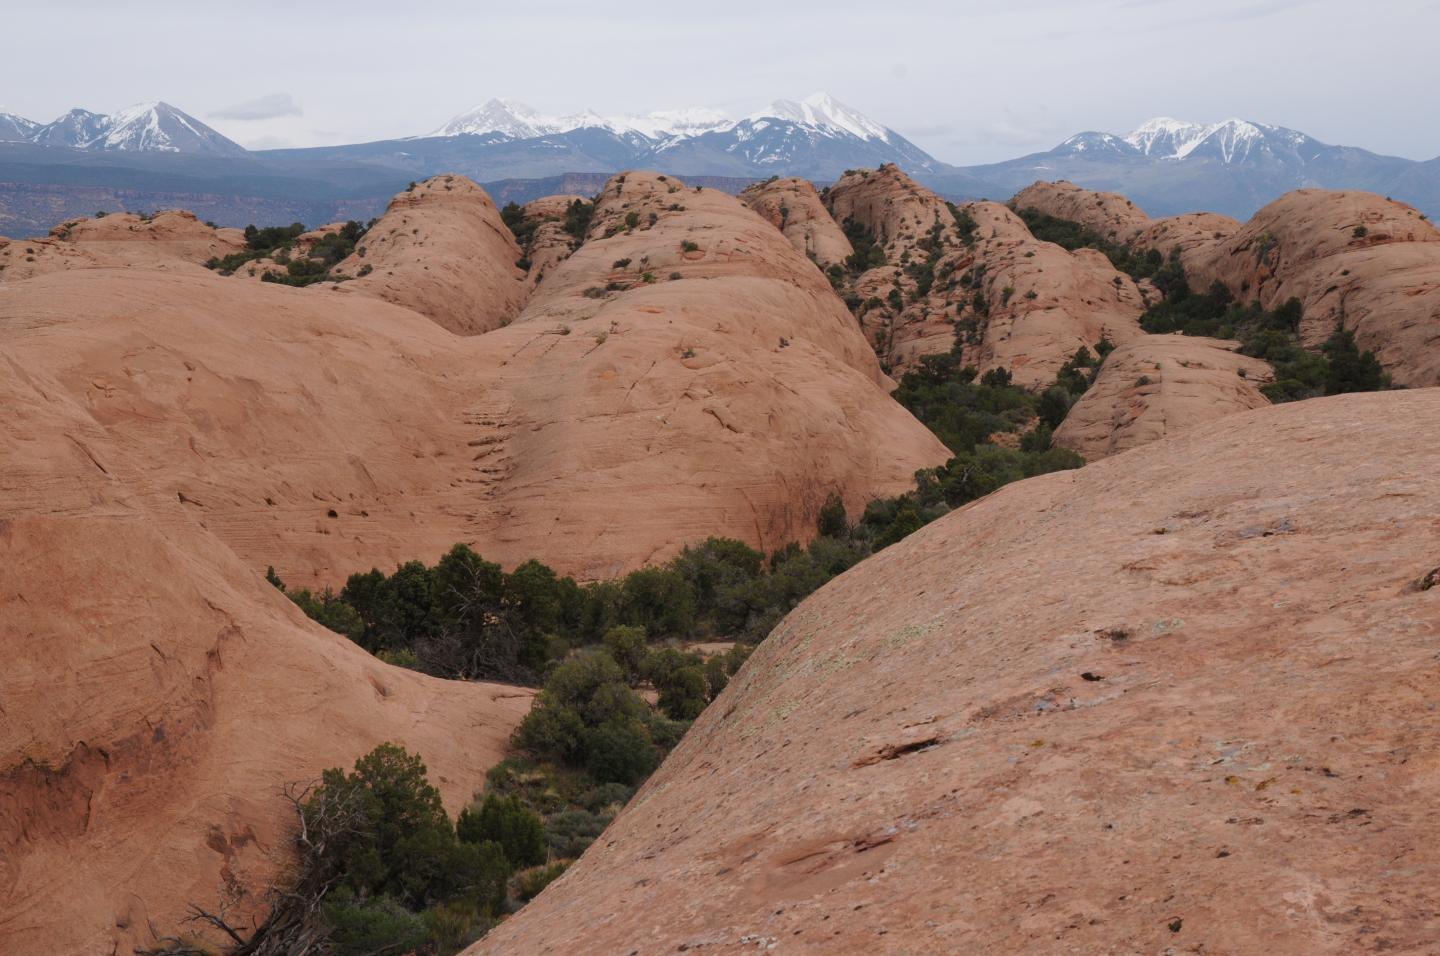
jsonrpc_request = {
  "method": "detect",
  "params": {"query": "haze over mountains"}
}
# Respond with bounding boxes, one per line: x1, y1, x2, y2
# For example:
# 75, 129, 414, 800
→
3, 94, 1440, 236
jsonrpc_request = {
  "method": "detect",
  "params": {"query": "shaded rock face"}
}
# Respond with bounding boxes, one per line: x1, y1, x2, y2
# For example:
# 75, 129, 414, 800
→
471, 389, 1440, 956
337, 174, 530, 335
1054, 334, 1272, 460
1184, 189, 1440, 387
823, 166, 1145, 385
0, 353, 532, 956
739, 176, 853, 268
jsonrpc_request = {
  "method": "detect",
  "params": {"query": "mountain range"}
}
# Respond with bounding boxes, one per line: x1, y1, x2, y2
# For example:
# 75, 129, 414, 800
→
2, 95, 1438, 235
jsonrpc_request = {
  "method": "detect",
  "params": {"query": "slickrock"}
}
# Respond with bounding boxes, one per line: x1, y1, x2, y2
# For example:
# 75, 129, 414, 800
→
962, 201, 1147, 387
471, 388, 1440, 956
1132, 210, 1242, 272
335, 174, 529, 334
1183, 189, 1440, 386
1054, 334, 1273, 460
1010, 181, 1440, 386
1013, 179, 1241, 275
739, 176, 853, 267
0, 172, 944, 586
0, 170, 949, 949
1011, 180, 1152, 240
0, 359, 531, 956
824, 167, 1145, 383
0, 209, 244, 280
518, 193, 587, 289
481, 171, 947, 578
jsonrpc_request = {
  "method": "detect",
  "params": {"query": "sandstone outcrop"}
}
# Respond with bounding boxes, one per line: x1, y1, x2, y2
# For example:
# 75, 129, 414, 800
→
0, 355, 531, 956
824, 167, 1145, 384
1054, 334, 1272, 460
480, 171, 948, 578
0, 209, 244, 280
335, 174, 530, 334
1011, 180, 1152, 240
1183, 189, 1440, 386
517, 193, 587, 289
0, 172, 945, 586
1011, 181, 1440, 387
472, 388, 1440, 955
740, 176, 852, 267
0, 171, 951, 949
962, 201, 1147, 387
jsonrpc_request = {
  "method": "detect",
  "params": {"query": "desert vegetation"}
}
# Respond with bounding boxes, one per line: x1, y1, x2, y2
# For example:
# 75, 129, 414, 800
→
204, 219, 370, 286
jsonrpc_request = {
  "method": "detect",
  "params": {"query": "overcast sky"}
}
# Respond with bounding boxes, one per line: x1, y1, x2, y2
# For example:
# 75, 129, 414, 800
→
3, 0, 1437, 163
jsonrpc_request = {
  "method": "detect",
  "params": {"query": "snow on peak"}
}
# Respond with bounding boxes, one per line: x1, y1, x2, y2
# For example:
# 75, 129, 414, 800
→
1124, 117, 1207, 157
1121, 116, 1308, 163
747, 92, 891, 142
428, 98, 569, 139
0, 107, 39, 143
428, 93, 893, 144
24, 102, 246, 155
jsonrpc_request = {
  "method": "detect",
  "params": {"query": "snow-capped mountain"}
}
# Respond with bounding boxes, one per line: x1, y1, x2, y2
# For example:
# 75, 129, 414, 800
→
0, 108, 40, 143
415, 92, 940, 179
426, 93, 904, 149
427, 98, 734, 141
1123, 116, 1315, 165
1123, 117, 1207, 158
1053, 131, 1136, 157
21, 102, 247, 156
964, 114, 1425, 219
745, 93, 891, 142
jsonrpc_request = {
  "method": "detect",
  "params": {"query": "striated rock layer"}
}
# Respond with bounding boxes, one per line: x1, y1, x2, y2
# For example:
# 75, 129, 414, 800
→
1054, 334, 1273, 460
473, 389, 1440, 955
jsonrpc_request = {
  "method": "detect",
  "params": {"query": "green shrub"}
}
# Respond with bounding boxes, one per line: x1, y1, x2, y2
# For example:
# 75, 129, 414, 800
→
458, 794, 547, 869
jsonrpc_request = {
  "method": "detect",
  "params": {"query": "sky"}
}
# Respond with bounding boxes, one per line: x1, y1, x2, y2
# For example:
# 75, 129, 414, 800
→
3, 0, 1438, 164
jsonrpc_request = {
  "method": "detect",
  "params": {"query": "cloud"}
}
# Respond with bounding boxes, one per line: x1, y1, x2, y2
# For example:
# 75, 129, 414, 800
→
211, 93, 302, 121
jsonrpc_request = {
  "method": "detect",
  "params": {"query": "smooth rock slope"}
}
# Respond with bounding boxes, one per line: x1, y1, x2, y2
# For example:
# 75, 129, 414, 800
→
472, 389, 1440, 955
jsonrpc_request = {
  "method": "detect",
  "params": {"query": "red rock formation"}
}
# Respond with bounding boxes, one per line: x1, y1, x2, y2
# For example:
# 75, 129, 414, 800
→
471, 388, 1440, 955
963, 201, 1146, 387
0, 171, 950, 949
1011, 181, 1440, 387
0, 209, 244, 280
825, 167, 1145, 384
1054, 334, 1272, 460
335, 174, 530, 334
480, 172, 947, 578
740, 176, 853, 267
0, 354, 531, 956
1183, 189, 1440, 386
517, 193, 587, 289
0, 172, 945, 586
1011, 180, 1152, 240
